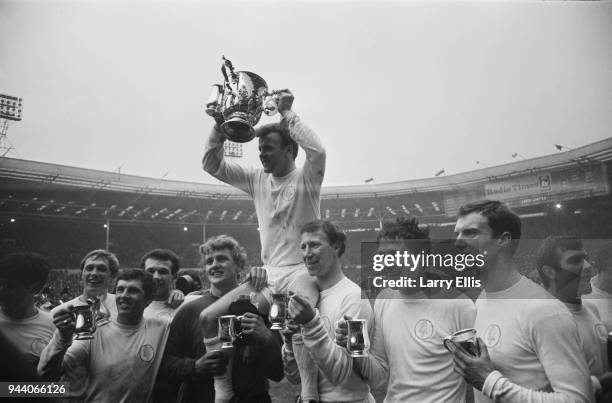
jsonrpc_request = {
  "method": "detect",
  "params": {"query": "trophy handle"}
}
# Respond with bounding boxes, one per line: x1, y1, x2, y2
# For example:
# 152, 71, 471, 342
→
263, 91, 279, 116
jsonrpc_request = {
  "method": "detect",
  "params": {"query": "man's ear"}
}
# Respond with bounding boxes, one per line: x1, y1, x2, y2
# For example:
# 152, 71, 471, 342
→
497, 231, 513, 251
541, 265, 558, 282
332, 242, 341, 256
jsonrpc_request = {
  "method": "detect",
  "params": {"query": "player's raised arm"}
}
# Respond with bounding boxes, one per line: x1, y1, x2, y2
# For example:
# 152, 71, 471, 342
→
277, 90, 326, 184
202, 122, 255, 197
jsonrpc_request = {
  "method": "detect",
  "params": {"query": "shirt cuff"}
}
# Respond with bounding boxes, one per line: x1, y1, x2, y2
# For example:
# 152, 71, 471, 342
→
591, 375, 602, 397
301, 309, 321, 333
202, 336, 220, 348
281, 110, 298, 124
482, 370, 504, 398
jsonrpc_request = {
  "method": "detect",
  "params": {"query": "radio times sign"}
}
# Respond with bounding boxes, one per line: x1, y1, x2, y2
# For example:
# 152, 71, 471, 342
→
444, 163, 609, 215
483, 164, 608, 204
484, 173, 552, 199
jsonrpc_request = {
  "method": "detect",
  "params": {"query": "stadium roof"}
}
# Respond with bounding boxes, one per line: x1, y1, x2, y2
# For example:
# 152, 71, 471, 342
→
1, 138, 610, 225
1, 137, 611, 199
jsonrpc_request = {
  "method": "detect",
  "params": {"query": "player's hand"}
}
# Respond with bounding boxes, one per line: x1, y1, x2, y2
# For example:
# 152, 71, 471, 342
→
195, 350, 228, 376
238, 312, 270, 342
287, 293, 315, 325
167, 289, 185, 309
275, 89, 294, 116
598, 372, 612, 399
447, 337, 494, 391
52, 305, 75, 341
334, 315, 350, 348
213, 112, 225, 128
279, 321, 301, 347
245, 267, 268, 291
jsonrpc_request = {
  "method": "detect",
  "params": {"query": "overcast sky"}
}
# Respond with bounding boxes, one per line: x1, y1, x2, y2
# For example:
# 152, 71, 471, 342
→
1, 0, 611, 187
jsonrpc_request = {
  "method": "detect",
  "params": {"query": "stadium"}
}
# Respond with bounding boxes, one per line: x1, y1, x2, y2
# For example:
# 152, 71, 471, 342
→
2, 137, 611, 300
3, 2, 612, 401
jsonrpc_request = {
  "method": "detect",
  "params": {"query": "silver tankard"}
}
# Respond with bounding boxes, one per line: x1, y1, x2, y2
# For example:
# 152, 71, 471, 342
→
443, 328, 481, 357
71, 299, 97, 340
206, 56, 281, 143
346, 319, 370, 357
218, 315, 238, 349
269, 293, 288, 330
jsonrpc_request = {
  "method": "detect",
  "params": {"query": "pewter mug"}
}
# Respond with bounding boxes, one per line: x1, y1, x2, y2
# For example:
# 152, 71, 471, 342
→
218, 315, 241, 349
443, 328, 481, 357
347, 319, 370, 357
71, 300, 96, 340
269, 293, 288, 330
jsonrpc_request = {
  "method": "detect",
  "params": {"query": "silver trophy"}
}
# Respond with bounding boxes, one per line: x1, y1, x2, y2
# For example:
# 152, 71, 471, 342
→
71, 300, 96, 340
218, 315, 238, 349
443, 328, 481, 357
347, 319, 370, 357
269, 293, 288, 330
206, 56, 279, 143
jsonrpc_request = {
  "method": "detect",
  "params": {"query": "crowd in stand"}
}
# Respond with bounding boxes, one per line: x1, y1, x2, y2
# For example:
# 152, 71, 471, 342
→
1, 207, 612, 402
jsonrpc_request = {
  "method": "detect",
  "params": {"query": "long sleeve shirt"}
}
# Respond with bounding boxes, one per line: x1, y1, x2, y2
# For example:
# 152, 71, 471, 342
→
0, 308, 55, 374
474, 276, 594, 403
202, 111, 326, 270
357, 292, 476, 403
159, 292, 218, 403
583, 278, 612, 333
38, 317, 169, 403
288, 276, 375, 403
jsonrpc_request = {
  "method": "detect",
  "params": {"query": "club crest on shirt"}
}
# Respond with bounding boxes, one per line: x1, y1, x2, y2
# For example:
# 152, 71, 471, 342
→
595, 323, 608, 341
31, 338, 49, 355
139, 344, 155, 362
157, 311, 173, 320
282, 184, 296, 201
414, 319, 434, 340
483, 324, 501, 347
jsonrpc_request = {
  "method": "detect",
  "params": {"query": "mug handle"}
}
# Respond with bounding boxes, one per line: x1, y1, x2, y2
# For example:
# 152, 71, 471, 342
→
234, 315, 245, 338
443, 336, 453, 352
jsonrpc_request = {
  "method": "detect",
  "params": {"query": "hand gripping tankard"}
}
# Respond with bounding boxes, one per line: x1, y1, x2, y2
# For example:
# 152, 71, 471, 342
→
206, 56, 280, 143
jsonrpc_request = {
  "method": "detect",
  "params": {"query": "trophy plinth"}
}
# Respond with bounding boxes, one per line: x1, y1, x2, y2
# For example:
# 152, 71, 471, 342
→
221, 116, 256, 143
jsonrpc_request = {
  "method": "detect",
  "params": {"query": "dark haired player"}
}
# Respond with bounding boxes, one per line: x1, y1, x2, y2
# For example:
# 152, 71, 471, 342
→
448, 200, 593, 403
141, 248, 183, 323
0, 252, 54, 372
333, 217, 476, 402
39, 269, 169, 402
537, 236, 610, 399
584, 241, 612, 333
